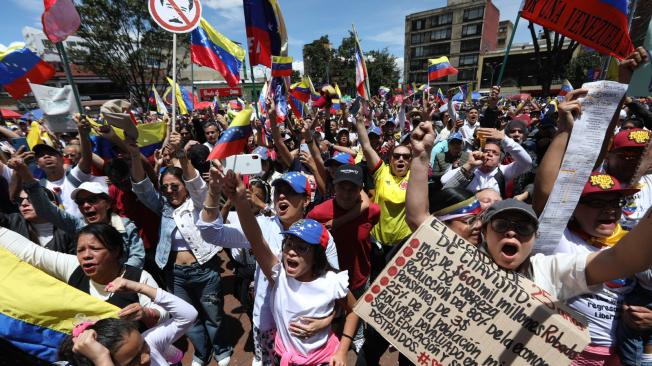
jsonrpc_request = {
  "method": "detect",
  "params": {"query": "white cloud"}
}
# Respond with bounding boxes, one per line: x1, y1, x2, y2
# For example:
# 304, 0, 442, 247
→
203, 0, 244, 25
10, 0, 41, 12
292, 60, 304, 75
367, 26, 404, 46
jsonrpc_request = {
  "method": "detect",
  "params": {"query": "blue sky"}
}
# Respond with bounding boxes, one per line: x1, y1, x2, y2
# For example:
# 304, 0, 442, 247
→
1, 0, 531, 74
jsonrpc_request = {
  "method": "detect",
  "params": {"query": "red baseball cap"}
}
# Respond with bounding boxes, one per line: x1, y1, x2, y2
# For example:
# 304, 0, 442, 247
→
610, 129, 651, 151
581, 172, 639, 197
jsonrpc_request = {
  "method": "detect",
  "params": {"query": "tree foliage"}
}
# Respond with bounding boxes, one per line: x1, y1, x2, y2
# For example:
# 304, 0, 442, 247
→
303, 32, 400, 96
527, 22, 580, 95
70, 0, 188, 108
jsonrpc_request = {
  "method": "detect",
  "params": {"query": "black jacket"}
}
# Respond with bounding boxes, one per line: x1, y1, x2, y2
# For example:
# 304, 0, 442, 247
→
0, 212, 76, 254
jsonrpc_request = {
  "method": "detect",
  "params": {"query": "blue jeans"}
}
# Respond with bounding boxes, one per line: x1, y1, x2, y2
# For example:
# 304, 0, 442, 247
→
166, 256, 232, 363
618, 284, 652, 366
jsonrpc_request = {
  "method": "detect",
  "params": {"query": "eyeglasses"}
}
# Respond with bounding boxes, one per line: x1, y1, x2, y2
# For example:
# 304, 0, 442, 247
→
490, 218, 537, 237
579, 198, 626, 209
14, 196, 30, 205
392, 153, 412, 161
282, 238, 311, 255
160, 184, 181, 192
63, 153, 75, 158
74, 194, 105, 206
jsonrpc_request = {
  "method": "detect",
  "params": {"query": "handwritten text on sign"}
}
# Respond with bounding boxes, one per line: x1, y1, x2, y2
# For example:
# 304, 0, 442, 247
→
354, 217, 589, 366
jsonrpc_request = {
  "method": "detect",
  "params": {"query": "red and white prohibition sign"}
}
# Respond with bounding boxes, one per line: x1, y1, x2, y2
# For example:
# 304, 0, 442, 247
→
148, 0, 202, 33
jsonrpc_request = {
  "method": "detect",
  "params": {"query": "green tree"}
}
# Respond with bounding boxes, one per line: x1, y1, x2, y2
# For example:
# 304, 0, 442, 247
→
564, 51, 602, 88
366, 49, 401, 96
302, 36, 334, 86
70, 0, 188, 109
291, 70, 301, 84
331, 32, 356, 95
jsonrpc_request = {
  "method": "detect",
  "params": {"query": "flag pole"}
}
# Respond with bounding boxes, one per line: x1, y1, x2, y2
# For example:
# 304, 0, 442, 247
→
171, 33, 177, 131
249, 63, 260, 117
496, 12, 520, 86
55, 42, 83, 114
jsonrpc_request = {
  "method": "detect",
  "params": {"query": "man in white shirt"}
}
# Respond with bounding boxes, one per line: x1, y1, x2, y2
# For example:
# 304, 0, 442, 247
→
440, 128, 532, 198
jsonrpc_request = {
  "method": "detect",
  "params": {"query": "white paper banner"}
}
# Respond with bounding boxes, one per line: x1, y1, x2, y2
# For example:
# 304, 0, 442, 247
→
534, 81, 628, 255
29, 83, 79, 133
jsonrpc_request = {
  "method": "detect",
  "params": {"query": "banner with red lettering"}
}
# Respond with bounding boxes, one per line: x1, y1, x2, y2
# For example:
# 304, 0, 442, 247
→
520, 0, 634, 60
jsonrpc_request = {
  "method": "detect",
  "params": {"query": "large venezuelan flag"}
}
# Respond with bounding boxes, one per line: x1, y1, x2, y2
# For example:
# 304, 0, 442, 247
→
428, 56, 458, 82
244, 0, 288, 67
0, 43, 55, 99
207, 105, 254, 160
520, 0, 633, 60
0, 238, 118, 362
191, 18, 245, 88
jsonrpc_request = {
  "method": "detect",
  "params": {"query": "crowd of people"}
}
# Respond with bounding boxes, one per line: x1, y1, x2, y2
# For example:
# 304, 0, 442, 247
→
1, 46, 652, 366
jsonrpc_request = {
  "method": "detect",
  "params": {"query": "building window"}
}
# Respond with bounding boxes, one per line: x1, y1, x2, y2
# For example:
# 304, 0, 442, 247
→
499, 27, 506, 33
411, 33, 424, 44
462, 23, 482, 37
431, 12, 453, 26
460, 39, 481, 52
426, 43, 451, 57
459, 54, 479, 67
458, 69, 476, 80
463, 7, 484, 22
412, 19, 425, 31
431, 28, 451, 41
411, 47, 425, 58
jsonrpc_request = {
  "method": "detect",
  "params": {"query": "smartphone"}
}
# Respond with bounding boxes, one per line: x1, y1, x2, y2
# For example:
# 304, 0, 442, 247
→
349, 97, 362, 115
224, 154, 263, 176
300, 143, 309, 153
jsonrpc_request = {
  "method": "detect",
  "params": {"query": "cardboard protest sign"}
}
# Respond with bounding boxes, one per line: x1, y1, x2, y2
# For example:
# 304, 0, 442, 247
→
354, 217, 590, 366
627, 20, 652, 97
29, 83, 78, 133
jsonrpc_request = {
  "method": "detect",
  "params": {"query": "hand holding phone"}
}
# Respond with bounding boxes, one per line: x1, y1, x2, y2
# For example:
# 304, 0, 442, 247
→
224, 154, 263, 176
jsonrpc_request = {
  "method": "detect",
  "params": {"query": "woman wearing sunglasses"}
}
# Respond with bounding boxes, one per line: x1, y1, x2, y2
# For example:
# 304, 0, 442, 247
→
127, 133, 232, 366
0, 188, 76, 254
9, 153, 145, 269
409, 120, 652, 363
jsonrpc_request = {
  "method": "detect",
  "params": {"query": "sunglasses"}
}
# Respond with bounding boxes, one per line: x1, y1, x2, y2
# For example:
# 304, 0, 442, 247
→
74, 194, 105, 206
392, 153, 412, 161
490, 218, 537, 237
14, 196, 30, 206
160, 184, 181, 192
282, 238, 311, 255
579, 198, 626, 209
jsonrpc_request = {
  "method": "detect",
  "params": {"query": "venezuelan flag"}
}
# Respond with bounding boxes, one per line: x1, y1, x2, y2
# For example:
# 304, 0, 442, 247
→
89, 119, 166, 158
0, 240, 118, 362
180, 85, 196, 112
330, 84, 342, 114
258, 80, 268, 114
559, 79, 573, 97
166, 77, 189, 115
308, 76, 320, 102
435, 88, 445, 104
207, 105, 254, 160
428, 56, 458, 82
0, 43, 55, 99
191, 18, 245, 88
289, 95, 305, 120
272, 56, 293, 77
290, 77, 311, 103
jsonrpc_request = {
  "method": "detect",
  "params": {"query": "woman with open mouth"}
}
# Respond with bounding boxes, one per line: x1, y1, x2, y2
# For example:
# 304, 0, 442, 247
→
0, 223, 167, 330
219, 170, 357, 366
199, 169, 340, 366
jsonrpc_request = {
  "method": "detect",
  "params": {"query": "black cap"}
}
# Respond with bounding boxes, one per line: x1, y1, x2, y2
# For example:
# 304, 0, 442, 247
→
33, 144, 62, 157
333, 164, 364, 187
481, 199, 538, 228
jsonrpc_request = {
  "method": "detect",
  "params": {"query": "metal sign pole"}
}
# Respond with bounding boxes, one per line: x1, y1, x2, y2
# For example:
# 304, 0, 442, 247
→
171, 33, 177, 131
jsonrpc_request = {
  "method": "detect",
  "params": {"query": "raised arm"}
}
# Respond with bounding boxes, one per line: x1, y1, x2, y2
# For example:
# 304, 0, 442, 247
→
406, 122, 436, 230
302, 118, 328, 195
268, 98, 294, 168
354, 109, 381, 172
74, 115, 94, 174
223, 170, 277, 282
586, 208, 652, 286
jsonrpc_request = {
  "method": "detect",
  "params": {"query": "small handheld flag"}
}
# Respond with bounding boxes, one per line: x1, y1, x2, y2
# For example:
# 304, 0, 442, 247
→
352, 25, 370, 100
290, 77, 311, 103
428, 57, 458, 81
207, 105, 254, 160
271, 56, 293, 77
559, 79, 573, 97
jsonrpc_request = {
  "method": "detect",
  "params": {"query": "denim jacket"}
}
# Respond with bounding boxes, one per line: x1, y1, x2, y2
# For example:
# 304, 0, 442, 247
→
24, 181, 145, 268
131, 172, 221, 269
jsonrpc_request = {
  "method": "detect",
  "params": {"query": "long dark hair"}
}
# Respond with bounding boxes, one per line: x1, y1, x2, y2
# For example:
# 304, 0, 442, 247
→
58, 318, 139, 366
78, 223, 125, 261
310, 244, 334, 278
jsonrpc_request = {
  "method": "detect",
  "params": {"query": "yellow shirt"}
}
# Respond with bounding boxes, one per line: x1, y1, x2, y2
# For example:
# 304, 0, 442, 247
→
370, 162, 412, 245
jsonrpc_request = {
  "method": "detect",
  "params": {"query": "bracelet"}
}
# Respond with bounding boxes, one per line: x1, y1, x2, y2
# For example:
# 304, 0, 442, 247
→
203, 205, 219, 209
341, 334, 354, 341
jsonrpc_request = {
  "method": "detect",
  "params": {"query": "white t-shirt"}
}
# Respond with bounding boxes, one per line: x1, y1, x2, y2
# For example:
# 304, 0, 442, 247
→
32, 222, 54, 246
0, 227, 167, 320
553, 228, 634, 346
621, 174, 652, 230
271, 262, 348, 355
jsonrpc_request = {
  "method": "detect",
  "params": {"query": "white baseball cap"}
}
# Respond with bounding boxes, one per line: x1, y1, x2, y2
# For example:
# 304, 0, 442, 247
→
71, 181, 109, 200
